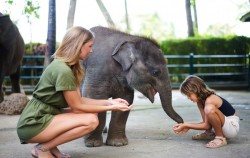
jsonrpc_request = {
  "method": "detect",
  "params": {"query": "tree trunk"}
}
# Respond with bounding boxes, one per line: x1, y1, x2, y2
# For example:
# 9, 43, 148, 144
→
185, 0, 194, 37
67, 0, 77, 29
192, 0, 198, 34
96, 0, 115, 28
45, 0, 56, 69
124, 0, 130, 32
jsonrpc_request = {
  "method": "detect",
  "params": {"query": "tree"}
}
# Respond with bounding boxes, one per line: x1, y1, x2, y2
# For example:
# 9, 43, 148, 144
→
67, 0, 77, 29
96, 0, 115, 28
124, 0, 130, 32
3, 0, 40, 19
24, 0, 40, 53
134, 13, 175, 41
185, 0, 194, 37
44, 0, 56, 68
3, 0, 40, 53
192, 0, 198, 33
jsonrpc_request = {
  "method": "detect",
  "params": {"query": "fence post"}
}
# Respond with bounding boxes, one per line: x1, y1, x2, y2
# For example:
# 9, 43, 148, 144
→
189, 53, 194, 75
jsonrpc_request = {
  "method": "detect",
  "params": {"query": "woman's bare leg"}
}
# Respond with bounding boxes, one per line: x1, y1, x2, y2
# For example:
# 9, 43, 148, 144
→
28, 113, 99, 158
204, 105, 225, 137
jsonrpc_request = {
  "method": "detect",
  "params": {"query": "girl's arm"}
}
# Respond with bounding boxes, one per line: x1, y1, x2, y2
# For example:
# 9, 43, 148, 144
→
175, 121, 209, 131
173, 103, 210, 134
64, 90, 133, 113
197, 103, 206, 122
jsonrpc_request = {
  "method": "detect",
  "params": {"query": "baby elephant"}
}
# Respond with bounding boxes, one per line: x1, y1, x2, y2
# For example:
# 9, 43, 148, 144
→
81, 26, 183, 147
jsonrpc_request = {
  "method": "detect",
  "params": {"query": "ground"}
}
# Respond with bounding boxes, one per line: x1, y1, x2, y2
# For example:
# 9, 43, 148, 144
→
0, 90, 249, 158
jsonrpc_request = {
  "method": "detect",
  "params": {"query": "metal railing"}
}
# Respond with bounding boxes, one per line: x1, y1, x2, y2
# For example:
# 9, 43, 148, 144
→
166, 53, 250, 89
4, 53, 250, 92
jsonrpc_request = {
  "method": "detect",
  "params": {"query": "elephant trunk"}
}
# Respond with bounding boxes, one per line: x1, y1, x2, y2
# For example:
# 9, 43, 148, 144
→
157, 80, 184, 123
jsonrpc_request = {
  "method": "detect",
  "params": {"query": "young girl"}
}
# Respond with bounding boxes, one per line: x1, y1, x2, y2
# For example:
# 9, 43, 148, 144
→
16, 26, 133, 158
173, 75, 239, 148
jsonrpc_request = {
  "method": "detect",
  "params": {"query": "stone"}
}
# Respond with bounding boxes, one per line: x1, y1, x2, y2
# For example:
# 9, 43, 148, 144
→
0, 93, 29, 115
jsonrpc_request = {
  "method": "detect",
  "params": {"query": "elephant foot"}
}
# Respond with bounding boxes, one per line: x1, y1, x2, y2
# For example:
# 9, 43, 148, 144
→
106, 136, 128, 146
84, 135, 103, 147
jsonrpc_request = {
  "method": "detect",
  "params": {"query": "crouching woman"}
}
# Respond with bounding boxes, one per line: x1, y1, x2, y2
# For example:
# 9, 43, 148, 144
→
16, 26, 133, 158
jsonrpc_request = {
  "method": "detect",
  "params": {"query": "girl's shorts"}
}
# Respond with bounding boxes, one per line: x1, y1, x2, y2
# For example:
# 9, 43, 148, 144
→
222, 115, 240, 138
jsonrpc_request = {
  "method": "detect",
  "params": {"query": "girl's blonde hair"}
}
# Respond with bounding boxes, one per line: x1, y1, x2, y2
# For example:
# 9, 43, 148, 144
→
53, 26, 94, 86
180, 75, 215, 106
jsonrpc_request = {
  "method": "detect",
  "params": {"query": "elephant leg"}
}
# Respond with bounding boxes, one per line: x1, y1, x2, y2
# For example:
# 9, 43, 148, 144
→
84, 111, 107, 147
106, 110, 130, 146
9, 65, 21, 93
0, 78, 3, 103
106, 92, 134, 146
0, 62, 6, 103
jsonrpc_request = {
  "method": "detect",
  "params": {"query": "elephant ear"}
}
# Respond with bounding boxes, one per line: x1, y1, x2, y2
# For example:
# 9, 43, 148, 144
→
112, 41, 136, 71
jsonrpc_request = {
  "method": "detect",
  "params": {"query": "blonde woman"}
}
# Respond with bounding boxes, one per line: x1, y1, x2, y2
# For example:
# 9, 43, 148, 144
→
173, 75, 239, 148
17, 26, 133, 158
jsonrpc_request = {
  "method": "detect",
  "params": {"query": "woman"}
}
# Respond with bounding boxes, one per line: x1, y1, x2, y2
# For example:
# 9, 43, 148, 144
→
173, 75, 239, 148
17, 26, 133, 158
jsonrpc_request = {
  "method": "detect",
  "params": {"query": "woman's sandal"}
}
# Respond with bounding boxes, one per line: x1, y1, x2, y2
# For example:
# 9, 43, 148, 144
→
52, 153, 71, 158
51, 147, 71, 158
31, 144, 50, 158
206, 136, 227, 148
192, 131, 215, 140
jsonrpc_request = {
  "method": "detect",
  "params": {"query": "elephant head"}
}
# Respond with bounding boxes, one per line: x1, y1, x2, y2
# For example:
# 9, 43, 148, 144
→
112, 39, 183, 123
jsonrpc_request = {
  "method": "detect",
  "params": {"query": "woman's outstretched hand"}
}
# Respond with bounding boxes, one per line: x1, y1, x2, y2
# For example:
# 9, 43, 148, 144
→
109, 98, 129, 105
108, 98, 133, 112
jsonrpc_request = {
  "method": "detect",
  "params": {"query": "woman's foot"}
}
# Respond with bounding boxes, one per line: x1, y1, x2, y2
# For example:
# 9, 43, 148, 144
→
206, 136, 227, 148
31, 144, 54, 158
51, 147, 71, 158
192, 131, 215, 140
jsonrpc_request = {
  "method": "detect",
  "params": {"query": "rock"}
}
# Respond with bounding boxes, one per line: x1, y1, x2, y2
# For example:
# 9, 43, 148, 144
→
0, 93, 29, 115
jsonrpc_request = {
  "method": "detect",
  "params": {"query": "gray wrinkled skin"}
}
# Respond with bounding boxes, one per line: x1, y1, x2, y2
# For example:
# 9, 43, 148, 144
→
81, 26, 183, 147
0, 13, 25, 103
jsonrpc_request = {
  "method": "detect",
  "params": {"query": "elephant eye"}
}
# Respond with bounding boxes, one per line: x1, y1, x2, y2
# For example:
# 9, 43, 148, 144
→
152, 69, 161, 77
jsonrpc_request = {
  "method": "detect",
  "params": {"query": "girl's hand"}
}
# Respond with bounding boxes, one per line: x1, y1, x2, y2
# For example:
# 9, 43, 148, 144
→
173, 123, 189, 135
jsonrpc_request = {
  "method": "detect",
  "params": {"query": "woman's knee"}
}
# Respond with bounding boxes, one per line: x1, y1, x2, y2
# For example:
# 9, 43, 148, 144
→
84, 114, 99, 131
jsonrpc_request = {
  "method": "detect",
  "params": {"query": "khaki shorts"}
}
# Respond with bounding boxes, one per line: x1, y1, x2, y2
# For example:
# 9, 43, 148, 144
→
222, 115, 240, 138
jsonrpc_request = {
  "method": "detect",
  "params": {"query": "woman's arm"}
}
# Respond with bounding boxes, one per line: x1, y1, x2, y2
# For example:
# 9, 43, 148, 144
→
76, 88, 109, 105
64, 90, 132, 113
76, 88, 128, 106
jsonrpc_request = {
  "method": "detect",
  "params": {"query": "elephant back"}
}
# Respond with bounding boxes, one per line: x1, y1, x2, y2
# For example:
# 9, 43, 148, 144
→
0, 14, 24, 74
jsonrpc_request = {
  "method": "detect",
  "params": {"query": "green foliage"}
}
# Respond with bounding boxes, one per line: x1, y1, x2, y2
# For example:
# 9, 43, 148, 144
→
160, 36, 250, 55
3, 0, 40, 23
160, 36, 250, 85
5, 0, 13, 5
24, 0, 40, 23
126, 13, 175, 42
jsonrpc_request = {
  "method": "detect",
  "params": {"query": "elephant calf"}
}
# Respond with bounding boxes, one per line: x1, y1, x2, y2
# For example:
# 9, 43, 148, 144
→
81, 26, 183, 147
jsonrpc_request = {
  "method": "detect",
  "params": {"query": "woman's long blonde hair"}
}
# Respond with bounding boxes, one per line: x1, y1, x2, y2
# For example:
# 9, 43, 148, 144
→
180, 75, 215, 106
53, 26, 93, 86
